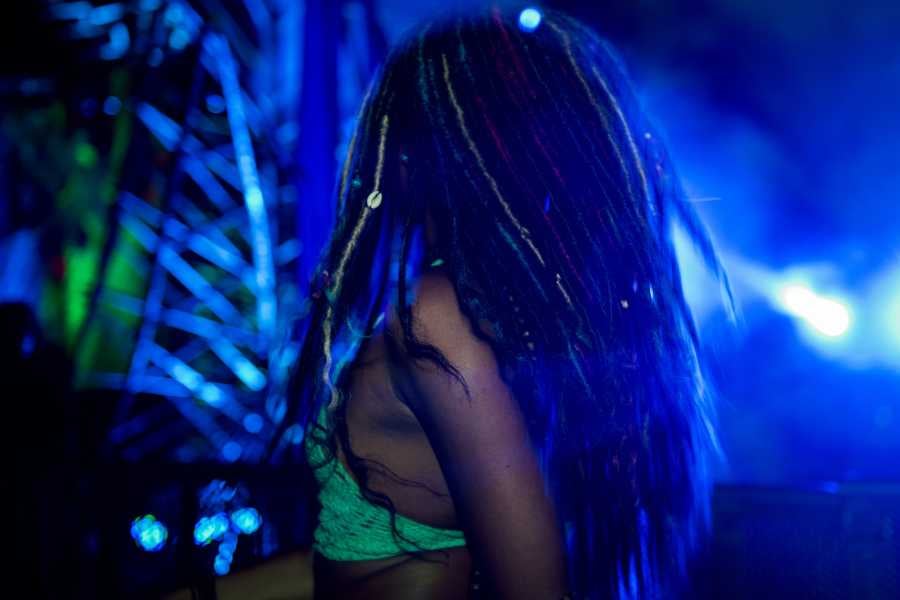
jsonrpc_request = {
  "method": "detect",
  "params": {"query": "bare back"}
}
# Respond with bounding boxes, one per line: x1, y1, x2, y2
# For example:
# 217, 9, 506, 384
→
312, 274, 478, 599
312, 269, 564, 599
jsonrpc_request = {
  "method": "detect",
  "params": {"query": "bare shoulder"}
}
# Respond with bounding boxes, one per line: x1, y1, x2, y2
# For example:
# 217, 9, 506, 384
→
385, 270, 498, 360
409, 270, 467, 332
384, 272, 569, 598
383, 268, 515, 439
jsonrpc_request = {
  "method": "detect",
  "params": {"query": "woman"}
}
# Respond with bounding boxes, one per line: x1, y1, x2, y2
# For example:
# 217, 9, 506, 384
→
273, 6, 728, 599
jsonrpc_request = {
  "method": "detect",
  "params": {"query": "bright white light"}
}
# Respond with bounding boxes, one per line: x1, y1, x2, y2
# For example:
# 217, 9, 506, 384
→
779, 284, 850, 337
518, 8, 542, 32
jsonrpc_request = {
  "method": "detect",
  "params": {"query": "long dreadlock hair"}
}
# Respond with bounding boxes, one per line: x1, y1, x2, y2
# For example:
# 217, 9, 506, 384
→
272, 6, 730, 599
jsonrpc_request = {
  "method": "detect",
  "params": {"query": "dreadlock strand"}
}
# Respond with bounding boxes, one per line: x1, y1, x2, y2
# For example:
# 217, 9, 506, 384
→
470, 28, 592, 295
323, 113, 391, 410
546, 21, 639, 208
441, 53, 547, 268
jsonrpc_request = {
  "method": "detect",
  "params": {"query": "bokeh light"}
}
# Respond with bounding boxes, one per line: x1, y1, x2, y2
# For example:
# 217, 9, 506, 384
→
130, 515, 168, 552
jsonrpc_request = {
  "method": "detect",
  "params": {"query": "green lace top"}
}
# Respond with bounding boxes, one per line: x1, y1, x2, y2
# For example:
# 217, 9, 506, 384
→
304, 400, 467, 561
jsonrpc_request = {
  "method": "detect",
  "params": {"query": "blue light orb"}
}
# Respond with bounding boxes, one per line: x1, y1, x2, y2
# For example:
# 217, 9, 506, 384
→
103, 96, 122, 116
285, 424, 304, 445
214, 553, 232, 576
231, 507, 262, 535
169, 28, 191, 51
242, 413, 263, 434
219, 532, 238, 558
194, 512, 229, 546
205, 94, 226, 114
222, 441, 242, 462
518, 8, 542, 33
194, 518, 214, 545
131, 515, 168, 552
211, 512, 230, 538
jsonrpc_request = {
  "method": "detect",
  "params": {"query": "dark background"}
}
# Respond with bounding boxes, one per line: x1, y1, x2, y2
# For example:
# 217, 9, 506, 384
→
3, 1, 899, 597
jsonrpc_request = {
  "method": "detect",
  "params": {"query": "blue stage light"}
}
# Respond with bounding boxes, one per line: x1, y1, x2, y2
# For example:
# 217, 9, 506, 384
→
169, 28, 191, 51
231, 507, 262, 535
194, 512, 229, 546
219, 534, 237, 558
137, 102, 181, 151
207, 33, 278, 341
222, 441, 242, 462
285, 424, 304, 444
779, 284, 851, 337
100, 23, 130, 60
518, 8, 542, 32
50, 2, 91, 21
89, 3, 124, 27
214, 553, 232, 575
194, 518, 215, 545
198, 383, 223, 405
211, 512, 230, 537
209, 338, 266, 391
864, 263, 900, 362
243, 413, 263, 434
103, 96, 122, 116
131, 515, 168, 552
206, 94, 226, 114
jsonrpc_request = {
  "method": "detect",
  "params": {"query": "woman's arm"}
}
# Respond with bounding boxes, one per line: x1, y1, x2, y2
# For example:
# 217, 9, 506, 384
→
388, 272, 569, 600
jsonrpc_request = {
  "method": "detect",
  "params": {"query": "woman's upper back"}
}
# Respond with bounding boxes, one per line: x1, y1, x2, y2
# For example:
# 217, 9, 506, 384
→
324, 265, 507, 520
337, 310, 463, 530
312, 269, 569, 598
